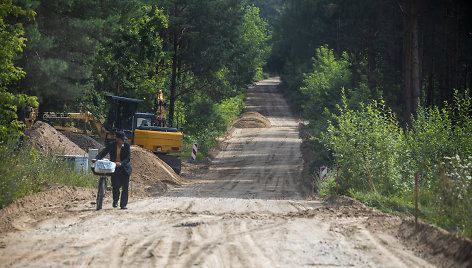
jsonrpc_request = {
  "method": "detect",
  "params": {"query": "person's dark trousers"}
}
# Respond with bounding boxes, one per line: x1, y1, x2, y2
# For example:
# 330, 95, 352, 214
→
111, 167, 130, 208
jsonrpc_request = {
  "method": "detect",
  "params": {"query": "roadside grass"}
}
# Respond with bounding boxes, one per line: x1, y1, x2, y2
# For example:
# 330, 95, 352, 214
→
318, 177, 416, 216
317, 166, 472, 239
348, 190, 416, 216
0, 140, 96, 209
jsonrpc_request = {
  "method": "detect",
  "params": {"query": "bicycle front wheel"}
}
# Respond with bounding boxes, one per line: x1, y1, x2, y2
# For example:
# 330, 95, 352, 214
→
96, 177, 106, 210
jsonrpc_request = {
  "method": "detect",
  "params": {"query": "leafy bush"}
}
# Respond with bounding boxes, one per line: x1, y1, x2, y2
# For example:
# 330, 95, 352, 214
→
0, 140, 95, 208
300, 45, 351, 124
181, 94, 245, 157
406, 105, 454, 186
320, 90, 472, 238
0, 1, 38, 145
406, 90, 472, 188
0, 91, 38, 144
432, 155, 472, 236
299, 46, 381, 173
322, 94, 409, 195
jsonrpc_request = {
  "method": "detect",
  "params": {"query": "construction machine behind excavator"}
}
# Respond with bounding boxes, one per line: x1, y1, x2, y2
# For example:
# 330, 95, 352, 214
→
43, 109, 112, 140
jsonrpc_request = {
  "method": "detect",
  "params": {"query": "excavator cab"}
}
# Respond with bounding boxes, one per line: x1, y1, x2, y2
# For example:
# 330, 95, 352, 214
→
104, 95, 143, 141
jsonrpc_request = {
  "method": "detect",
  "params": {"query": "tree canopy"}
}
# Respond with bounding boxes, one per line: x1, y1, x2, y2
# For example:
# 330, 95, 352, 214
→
269, 0, 472, 121
1, 0, 271, 148
0, 0, 37, 143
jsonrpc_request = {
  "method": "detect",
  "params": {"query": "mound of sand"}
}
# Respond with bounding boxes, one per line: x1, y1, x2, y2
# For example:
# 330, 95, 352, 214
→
62, 131, 104, 151
398, 218, 472, 267
24, 121, 87, 156
0, 184, 96, 233
130, 145, 185, 187
232, 112, 271, 128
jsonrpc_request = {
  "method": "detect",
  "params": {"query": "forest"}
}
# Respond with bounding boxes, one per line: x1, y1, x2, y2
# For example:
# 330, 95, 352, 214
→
266, 0, 471, 237
1, 0, 471, 237
1, 0, 271, 153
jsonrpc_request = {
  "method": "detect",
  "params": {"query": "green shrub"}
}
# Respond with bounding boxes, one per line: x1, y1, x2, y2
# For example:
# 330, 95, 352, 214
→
322, 94, 409, 195
300, 45, 352, 125
319, 89, 472, 238
181, 94, 245, 158
317, 174, 338, 198
406, 106, 454, 189
435, 155, 472, 236
0, 91, 38, 144
0, 140, 95, 208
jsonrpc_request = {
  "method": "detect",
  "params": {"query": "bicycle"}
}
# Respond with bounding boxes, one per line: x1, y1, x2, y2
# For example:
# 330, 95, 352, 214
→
91, 160, 115, 210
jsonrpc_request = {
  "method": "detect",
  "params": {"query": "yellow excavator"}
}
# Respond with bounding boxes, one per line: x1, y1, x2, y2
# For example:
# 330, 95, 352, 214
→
41, 91, 183, 173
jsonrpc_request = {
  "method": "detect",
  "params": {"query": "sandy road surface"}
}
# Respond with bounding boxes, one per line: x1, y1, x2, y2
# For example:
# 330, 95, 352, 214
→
168, 78, 304, 200
0, 78, 435, 267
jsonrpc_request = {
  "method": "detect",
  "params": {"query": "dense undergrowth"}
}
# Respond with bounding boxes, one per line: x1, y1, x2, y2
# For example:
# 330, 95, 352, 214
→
286, 45, 472, 239
181, 93, 246, 158
0, 141, 95, 209
316, 91, 472, 238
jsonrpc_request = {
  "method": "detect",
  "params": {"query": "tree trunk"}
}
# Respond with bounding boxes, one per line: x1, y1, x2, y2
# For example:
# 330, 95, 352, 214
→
367, 14, 377, 86
411, 11, 421, 117
439, 2, 450, 104
169, 41, 178, 127
168, 3, 180, 127
427, 57, 434, 107
403, 2, 412, 120
402, 0, 423, 120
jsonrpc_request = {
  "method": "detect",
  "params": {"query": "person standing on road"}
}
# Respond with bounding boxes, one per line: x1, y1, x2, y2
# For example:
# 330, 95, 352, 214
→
92, 131, 132, 209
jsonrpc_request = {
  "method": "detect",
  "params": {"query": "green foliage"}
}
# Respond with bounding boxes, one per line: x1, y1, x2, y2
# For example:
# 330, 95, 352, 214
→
0, 1, 38, 144
238, 4, 272, 83
0, 0, 34, 86
406, 90, 472, 189
317, 174, 337, 197
321, 91, 472, 238
0, 91, 37, 144
322, 94, 408, 195
0, 141, 95, 208
14, 0, 109, 110
95, 5, 168, 106
406, 106, 454, 187
182, 93, 245, 156
301, 45, 351, 120
246, 0, 282, 27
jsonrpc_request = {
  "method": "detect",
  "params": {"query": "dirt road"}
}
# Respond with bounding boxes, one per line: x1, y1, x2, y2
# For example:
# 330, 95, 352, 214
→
168, 78, 304, 200
0, 78, 450, 267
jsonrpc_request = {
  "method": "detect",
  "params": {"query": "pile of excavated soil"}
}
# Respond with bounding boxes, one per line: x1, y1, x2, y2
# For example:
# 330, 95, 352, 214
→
24, 121, 86, 156
0, 184, 96, 233
61, 131, 104, 151
398, 218, 472, 267
318, 195, 472, 267
130, 145, 186, 187
323, 195, 367, 208
231, 112, 271, 128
